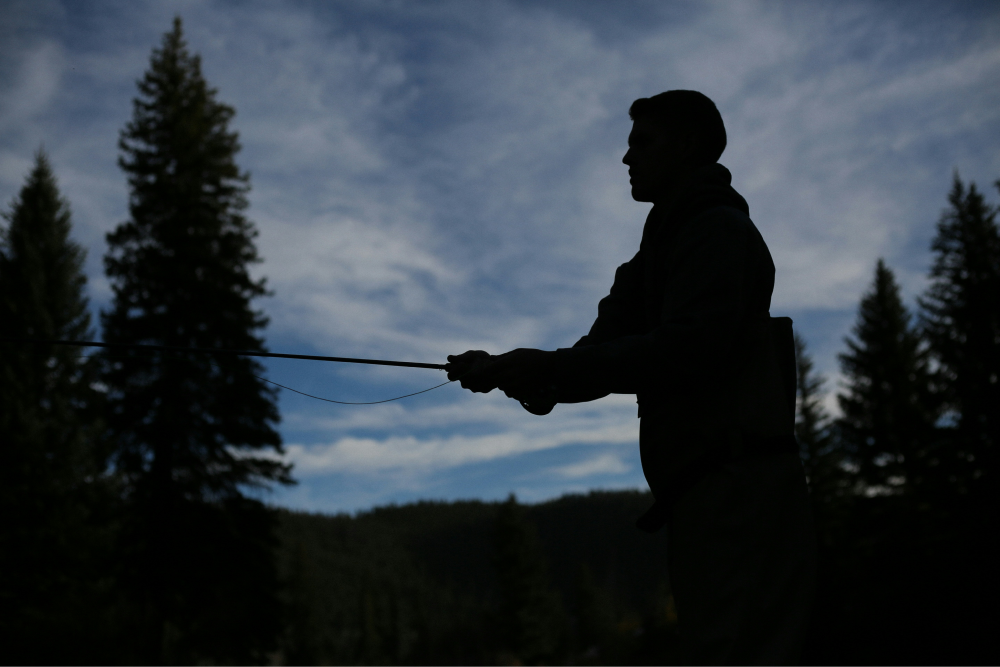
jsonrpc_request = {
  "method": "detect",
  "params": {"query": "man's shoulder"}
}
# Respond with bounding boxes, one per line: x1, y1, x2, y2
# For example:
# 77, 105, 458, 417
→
681, 203, 759, 242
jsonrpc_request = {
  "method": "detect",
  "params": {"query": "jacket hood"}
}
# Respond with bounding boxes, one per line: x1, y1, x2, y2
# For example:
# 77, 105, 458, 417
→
640, 163, 750, 252
667, 162, 749, 219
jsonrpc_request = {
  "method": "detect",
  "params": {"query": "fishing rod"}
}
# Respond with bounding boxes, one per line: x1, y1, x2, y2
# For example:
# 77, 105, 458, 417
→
6, 338, 452, 405
11, 338, 446, 370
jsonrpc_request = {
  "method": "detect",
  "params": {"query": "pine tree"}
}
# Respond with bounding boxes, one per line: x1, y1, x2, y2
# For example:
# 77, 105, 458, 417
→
493, 495, 566, 664
794, 333, 841, 501
837, 259, 936, 495
573, 562, 617, 662
919, 175, 1000, 501
811, 266, 948, 664
0, 150, 109, 661
916, 176, 1000, 662
102, 18, 292, 663
794, 332, 866, 666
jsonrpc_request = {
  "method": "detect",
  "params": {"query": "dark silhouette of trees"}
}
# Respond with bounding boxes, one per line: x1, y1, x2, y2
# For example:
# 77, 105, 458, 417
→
573, 562, 617, 661
0, 150, 111, 663
920, 175, 1000, 502
277, 503, 490, 665
801, 178, 1000, 664
916, 174, 1000, 661
281, 539, 325, 665
275, 493, 673, 665
493, 494, 567, 665
837, 259, 938, 496
794, 332, 859, 666
814, 259, 941, 663
795, 333, 846, 512
101, 17, 292, 663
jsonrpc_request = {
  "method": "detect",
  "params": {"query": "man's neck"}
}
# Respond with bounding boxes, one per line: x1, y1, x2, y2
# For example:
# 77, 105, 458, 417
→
651, 177, 690, 210
651, 162, 715, 208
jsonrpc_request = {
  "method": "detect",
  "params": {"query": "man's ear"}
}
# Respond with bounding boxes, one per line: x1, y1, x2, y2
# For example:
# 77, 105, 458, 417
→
678, 131, 701, 163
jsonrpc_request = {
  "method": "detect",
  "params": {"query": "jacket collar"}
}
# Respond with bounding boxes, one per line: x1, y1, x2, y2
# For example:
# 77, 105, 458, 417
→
639, 163, 749, 251
655, 162, 749, 220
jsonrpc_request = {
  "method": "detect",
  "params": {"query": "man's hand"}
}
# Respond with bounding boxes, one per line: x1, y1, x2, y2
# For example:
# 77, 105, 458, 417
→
503, 384, 558, 415
488, 348, 555, 396
445, 350, 496, 392
446, 348, 557, 399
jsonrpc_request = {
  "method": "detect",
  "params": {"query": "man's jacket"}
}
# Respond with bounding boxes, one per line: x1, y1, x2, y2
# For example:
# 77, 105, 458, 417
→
549, 163, 796, 529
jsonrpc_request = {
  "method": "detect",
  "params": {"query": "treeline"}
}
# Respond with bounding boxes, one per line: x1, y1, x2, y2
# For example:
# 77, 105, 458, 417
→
2, 13, 999, 667
1, 18, 290, 665
276, 493, 678, 665
796, 176, 1000, 664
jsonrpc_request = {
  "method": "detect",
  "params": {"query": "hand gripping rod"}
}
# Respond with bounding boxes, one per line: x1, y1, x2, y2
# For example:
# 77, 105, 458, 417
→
9, 339, 446, 370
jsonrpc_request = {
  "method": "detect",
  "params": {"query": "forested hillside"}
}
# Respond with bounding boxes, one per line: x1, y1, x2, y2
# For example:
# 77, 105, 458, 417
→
275, 491, 678, 665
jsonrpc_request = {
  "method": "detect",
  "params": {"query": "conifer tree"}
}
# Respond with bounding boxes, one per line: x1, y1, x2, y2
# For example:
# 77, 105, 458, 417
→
794, 333, 847, 512
919, 175, 1000, 501
794, 332, 852, 664
102, 18, 291, 663
0, 150, 108, 661
573, 562, 617, 660
917, 177, 1000, 659
493, 495, 566, 664
837, 259, 936, 495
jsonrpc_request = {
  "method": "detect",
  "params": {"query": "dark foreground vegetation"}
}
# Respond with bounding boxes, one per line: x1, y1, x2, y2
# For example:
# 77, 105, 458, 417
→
2, 14, 999, 666
277, 493, 677, 665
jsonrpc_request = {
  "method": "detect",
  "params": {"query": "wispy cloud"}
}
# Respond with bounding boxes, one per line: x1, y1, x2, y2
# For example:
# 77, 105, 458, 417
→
2, 0, 998, 512
550, 453, 630, 479
287, 424, 637, 476
284, 392, 639, 474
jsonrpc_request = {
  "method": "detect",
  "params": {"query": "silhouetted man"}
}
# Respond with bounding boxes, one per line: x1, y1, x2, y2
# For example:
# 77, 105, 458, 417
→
446, 90, 816, 665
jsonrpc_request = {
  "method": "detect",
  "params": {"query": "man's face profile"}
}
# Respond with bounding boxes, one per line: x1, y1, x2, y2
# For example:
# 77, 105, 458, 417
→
622, 116, 694, 203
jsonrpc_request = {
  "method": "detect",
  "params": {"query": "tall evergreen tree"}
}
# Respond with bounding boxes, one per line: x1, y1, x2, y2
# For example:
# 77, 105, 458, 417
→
808, 263, 950, 664
0, 150, 109, 662
493, 494, 566, 665
837, 259, 936, 495
917, 176, 1000, 662
795, 332, 861, 665
573, 563, 616, 658
794, 332, 843, 506
102, 17, 292, 663
919, 175, 1000, 501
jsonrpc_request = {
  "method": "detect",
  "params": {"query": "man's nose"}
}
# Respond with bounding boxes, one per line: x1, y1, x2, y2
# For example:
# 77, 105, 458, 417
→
622, 149, 632, 165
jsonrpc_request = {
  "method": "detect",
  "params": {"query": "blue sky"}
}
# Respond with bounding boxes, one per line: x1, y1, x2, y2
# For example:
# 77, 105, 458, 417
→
3, 0, 999, 514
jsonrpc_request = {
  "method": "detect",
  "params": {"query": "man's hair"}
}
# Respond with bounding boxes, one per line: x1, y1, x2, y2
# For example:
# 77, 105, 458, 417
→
628, 90, 727, 165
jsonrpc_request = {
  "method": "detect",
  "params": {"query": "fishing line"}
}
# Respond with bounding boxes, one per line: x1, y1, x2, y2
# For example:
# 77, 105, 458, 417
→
251, 374, 454, 405
77, 347, 457, 405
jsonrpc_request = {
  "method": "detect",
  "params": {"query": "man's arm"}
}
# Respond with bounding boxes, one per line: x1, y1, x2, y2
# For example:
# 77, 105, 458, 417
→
447, 253, 645, 404
492, 253, 647, 410
575, 253, 646, 347
488, 209, 768, 402
550, 210, 763, 396
553, 253, 645, 404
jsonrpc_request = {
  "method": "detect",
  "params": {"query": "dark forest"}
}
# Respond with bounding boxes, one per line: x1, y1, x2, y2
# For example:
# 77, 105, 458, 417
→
2, 17, 999, 666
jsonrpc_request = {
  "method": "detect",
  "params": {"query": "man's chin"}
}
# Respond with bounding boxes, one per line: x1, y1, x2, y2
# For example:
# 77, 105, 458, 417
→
630, 187, 654, 203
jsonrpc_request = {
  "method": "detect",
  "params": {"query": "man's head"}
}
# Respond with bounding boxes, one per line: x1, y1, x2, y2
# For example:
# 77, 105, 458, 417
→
622, 90, 726, 203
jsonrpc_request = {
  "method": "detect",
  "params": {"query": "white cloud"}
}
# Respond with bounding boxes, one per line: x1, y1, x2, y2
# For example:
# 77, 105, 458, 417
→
282, 388, 640, 436
281, 392, 640, 476
550, 453, 630, 479
3, 0, 998, 512
0, 40, 65, 198
285, 422, 637, 476
0, 40, 64, 133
